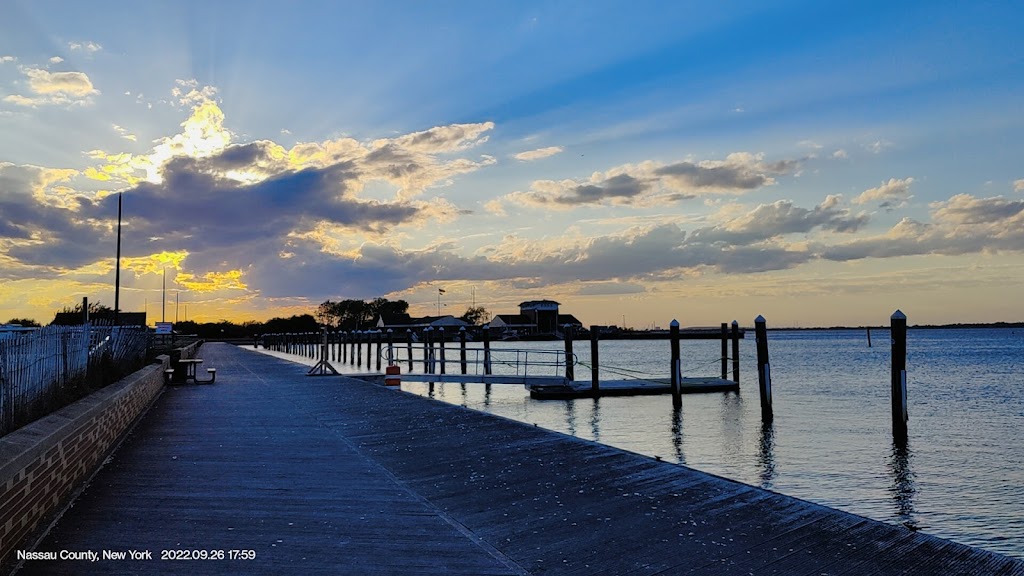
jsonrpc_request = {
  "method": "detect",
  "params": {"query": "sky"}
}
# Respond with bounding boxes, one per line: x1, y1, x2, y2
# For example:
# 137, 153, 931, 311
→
1, 0, 1023, 329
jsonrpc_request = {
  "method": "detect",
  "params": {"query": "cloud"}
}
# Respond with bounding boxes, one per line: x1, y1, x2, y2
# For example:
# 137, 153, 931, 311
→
171, 78, 218, 107
853, 177, 914, 210
821, 194, 1024, 262
866, 140, 893, 154
0, 56, 16, 63
112, 124, 137, 141
1014, 179, 1024, 192
832, 149, 848, 159
576, 282, 646, 296
49, 56, 64, 64
68, 41, 102, 53
513, 146, 563, 161
690, 196, 869, 245
3, 68, 99, 107
500, 152, 801, 210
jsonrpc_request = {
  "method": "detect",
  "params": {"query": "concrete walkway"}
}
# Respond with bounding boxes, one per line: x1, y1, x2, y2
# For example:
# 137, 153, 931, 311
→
20, 343, 1024, 575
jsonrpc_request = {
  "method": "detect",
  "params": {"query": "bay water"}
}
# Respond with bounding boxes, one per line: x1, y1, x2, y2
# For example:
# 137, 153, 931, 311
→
394, 328, 1024, 559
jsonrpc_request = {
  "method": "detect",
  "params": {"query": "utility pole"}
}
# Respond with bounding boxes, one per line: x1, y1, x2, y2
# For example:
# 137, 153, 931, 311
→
114, 193, 122, 325
162, 268, 166, 323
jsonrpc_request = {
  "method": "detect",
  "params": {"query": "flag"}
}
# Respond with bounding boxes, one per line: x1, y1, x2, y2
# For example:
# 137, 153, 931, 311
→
438, 288, 446, 294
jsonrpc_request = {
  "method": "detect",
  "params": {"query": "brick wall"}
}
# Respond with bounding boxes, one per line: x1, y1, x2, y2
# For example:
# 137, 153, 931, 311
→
0, 355, 170, 573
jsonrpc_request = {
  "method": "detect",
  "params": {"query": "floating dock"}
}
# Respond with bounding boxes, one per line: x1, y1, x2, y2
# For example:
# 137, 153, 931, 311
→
528, 377, 739, 399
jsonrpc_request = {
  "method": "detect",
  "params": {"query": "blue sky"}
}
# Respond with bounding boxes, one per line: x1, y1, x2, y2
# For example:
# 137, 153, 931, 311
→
1, 0, 1023, 327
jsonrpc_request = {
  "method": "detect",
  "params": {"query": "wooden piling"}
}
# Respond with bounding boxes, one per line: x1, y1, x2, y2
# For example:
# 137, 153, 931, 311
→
731, 320, 740, 385
563, 324, 574, 382
482, 324, 492, 375
891, 310, 908, 440
367, 331, 374, 370
406, 329, 414, 372
375, 330, 383, 371
755, 315, 773, 421
356, 331, 362, 368
720, 322, 728, 380
438, 327, 446, 375
459, 327, 467, 375
867, 326, 873, 348
387, 329, 394, 366
670, 320, 681, 408
590, 325, 600, 396
424, 327, 433, 373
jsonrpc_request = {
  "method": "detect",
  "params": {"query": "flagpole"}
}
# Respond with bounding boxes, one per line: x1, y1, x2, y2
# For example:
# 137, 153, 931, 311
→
114, 193, 122, 325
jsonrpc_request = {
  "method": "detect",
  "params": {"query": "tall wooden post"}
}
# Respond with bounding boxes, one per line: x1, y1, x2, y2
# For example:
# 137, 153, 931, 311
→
670, 320, 682, 408
720, 322, 728, 380
406, 329, 414, 372
342, 331, 348, 364
356, 331, 362, 368
590, 325, 600, 396
375, 330, 383, 371
891, 310, 908, 440
563, 324, 575, 382
482, 324, 492, 375
424, 327, 433, 374
438, 327, 446, 375
459, 327, 468, 375
387, 329, 394, 366
731, 320, 740, 385
366, 330, 373, 369
755, 315, 772, 421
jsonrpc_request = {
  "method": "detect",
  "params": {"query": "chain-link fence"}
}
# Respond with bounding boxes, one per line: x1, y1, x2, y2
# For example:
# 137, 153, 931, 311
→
0, 324, 149, 436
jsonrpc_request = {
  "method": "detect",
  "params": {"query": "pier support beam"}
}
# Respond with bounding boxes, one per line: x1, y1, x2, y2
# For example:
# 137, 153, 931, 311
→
564, 324, 574, 382
376, 330, 383, 372
406, 329, 414, 372
590, 326, 600, 396
755, 315, 773, 421
670, 320, 681, 409
459, 327, 467, 375
387, 329, 394, 366
721, 322, 728, 380
731, 320, 740, 385
438, 327, 446, 375
891, 310, 908, 441
482, 324, 492, 375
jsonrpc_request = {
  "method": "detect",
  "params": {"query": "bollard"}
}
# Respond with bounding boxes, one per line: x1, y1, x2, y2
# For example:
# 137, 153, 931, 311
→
564, 324, 575, 382
891, 310, 908, 440
670, 320, 681, 408
721, 322, 728, 380
459, 327, 468, 375
385, 365, 401, 387
482, 324, 492, 375
755, 315, 772, 421
590, 325, 600, 396
731, 320, 740, 385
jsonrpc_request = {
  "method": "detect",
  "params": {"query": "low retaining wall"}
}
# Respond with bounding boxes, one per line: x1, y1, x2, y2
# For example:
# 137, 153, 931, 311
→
0, 354, 172, 573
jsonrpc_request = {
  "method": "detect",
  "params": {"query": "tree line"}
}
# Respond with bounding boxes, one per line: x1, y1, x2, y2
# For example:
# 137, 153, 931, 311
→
7, 297, 490, 339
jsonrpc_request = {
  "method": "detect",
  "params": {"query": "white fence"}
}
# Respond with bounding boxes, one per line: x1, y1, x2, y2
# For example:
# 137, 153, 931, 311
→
0, 324, 148, 436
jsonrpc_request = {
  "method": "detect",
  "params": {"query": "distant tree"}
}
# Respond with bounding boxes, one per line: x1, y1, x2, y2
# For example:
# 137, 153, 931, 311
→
60, 301, 113, 315
367, 297, 409, 324
459, 306, 490, 326
5, 318, 40, 327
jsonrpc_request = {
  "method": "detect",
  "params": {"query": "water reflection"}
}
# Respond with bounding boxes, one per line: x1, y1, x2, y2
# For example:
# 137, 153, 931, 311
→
564, 400, 577, 436
590, 398, 601, 441
460, 383, 467, 406
428, 382, 435, 398
758, 420, 776, 489
888, 437, 918, 529
671, 408, 685, 464
483, 384, 492, 408
719, 392, 744, 454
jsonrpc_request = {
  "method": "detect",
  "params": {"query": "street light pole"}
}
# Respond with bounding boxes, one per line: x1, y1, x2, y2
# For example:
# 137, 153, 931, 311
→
114, 193, 122, 325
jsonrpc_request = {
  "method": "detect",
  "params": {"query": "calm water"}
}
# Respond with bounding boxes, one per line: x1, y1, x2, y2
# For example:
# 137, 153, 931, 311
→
390, 328, 1024, 559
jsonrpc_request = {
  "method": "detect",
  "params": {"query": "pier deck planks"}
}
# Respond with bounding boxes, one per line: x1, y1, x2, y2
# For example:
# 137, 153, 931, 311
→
21, 343, 1024, 575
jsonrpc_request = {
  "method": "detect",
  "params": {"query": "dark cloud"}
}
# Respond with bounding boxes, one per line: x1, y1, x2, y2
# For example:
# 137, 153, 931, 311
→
655, 161, 768, 190
557, 174, 650, 205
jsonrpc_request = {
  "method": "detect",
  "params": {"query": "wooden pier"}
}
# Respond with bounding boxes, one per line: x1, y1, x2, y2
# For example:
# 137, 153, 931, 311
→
528, 377, 738, 399
19, 343, 1024, 575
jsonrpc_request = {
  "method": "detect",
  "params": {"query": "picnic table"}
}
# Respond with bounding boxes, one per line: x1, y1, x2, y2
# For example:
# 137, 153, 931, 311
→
167, 358, 216, 384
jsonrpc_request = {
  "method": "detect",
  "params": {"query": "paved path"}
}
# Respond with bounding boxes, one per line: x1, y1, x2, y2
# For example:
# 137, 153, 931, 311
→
21, 343, 1024, 575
